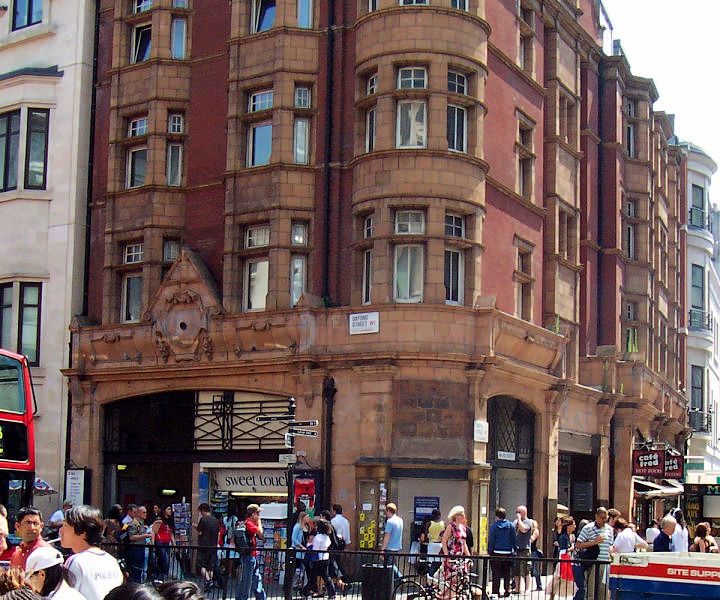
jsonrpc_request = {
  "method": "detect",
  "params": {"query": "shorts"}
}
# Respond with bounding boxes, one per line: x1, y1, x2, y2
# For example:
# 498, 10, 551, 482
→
514, 548, 531, 577
197, 548, 217, 570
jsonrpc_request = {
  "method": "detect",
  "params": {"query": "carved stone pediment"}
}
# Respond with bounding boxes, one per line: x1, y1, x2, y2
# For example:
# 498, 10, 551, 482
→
143, 248, 223, 362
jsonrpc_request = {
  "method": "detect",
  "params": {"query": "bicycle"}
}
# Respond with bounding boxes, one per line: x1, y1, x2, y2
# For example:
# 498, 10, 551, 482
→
393, 559, 486, 600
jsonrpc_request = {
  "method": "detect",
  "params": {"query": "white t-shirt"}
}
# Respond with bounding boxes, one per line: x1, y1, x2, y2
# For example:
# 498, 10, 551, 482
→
50, 509, 65, 527
672, 525, 689, 552
611, 527, 644, 554
312, 533, 332, 561
66, 548, 124, 600
331, 514, 351, 545
49, 580, 88, 600
645, 526, 659, 544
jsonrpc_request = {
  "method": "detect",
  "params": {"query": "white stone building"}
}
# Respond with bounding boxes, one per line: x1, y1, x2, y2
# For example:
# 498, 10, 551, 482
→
682, 140, 720, 477
0, 1, 94, 513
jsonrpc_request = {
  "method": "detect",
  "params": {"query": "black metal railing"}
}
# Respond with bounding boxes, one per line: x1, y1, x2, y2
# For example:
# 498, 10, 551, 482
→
689, 409, 713, 433
689, 207, 710, 230
689, 308, 713, 331
100, 544, 612, 600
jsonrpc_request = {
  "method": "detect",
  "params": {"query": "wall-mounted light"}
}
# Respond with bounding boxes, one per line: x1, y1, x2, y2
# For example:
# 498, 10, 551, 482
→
160, 489, 177, 496
117, 464, 128, 471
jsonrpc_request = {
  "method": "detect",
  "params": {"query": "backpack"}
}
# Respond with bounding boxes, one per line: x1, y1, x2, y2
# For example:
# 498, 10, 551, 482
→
233, 520, 251, 555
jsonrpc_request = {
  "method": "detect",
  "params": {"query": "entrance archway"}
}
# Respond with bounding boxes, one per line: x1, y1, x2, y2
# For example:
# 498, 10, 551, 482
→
488, 396, 535, 514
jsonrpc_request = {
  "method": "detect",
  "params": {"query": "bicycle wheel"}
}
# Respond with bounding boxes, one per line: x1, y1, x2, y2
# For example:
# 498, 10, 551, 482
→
393, 579, 428, 600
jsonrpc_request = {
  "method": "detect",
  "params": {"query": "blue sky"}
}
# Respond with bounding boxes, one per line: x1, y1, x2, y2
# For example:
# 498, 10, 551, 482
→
601, 0, 720, 191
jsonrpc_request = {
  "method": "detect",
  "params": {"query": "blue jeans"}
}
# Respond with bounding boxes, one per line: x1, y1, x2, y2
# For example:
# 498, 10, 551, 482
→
237, 555, 266, 600
573, 562, 590, 600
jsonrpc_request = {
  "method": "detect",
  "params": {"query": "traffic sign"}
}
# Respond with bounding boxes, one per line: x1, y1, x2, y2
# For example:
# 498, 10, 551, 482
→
288, 419, 319, 427
255, 414, 295, 423
288, 428, 319, 438
284, 433, 293, 448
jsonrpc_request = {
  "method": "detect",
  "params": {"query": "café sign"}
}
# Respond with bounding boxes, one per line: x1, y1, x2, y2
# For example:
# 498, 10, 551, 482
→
214, 468, 288, 493
631, 449, 684, 479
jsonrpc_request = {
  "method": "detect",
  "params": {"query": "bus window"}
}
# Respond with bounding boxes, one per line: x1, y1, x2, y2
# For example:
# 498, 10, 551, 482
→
0, 359, 25, 414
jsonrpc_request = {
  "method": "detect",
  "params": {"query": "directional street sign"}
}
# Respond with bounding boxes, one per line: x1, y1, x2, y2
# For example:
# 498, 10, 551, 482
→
255, 414, 295, 423
279, 453, 297, 465
288, 428, 319, 438
288, 419, 319, 427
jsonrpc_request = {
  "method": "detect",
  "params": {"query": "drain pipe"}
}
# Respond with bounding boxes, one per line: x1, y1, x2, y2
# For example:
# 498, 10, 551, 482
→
322, 376, 336, 509
321, 0, 336, 304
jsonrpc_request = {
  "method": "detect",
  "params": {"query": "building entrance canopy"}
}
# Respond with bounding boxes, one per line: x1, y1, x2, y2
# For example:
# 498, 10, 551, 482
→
633, 476, 684, 499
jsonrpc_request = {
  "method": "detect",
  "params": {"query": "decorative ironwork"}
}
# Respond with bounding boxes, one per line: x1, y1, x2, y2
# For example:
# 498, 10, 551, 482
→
488, 396, 535, 466
689, 410, 712, 433
193, 392, 291, 451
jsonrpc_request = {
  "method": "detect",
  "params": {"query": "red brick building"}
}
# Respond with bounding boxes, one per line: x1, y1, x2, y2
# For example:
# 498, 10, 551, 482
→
65, 0, 688, 549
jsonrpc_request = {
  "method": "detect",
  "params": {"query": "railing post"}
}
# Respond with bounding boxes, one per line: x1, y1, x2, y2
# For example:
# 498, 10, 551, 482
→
284, 547, 296, 600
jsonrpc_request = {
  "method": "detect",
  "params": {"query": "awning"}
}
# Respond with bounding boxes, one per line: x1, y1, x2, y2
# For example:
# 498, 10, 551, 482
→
632, 476, 684, 498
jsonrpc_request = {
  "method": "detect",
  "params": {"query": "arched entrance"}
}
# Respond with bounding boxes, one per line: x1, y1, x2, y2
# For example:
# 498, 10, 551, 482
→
103, 392, 196, 508
488, 396, 535, 513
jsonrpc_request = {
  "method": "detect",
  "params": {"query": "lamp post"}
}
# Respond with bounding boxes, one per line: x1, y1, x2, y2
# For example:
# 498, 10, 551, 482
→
283, 396, 296, 600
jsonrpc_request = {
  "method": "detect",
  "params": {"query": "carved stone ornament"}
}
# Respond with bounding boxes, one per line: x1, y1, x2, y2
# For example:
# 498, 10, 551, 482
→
143, 248, 224, 363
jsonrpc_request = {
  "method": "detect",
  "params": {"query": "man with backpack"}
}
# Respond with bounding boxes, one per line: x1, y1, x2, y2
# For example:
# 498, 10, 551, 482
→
236, 504, 266, 600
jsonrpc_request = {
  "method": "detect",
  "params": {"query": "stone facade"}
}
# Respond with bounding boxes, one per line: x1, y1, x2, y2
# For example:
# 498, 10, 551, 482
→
66, 0, 688, 550
0, 0, 94, 511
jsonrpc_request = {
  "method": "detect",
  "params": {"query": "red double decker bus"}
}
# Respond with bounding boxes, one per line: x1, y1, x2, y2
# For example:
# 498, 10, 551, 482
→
0, 349, 35, 512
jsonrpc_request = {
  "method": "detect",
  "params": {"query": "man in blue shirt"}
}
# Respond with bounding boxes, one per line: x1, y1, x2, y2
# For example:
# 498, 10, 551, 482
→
488, 507, 516, 597
382, 503, 403, 552
652, 515, 676, 552
573, 506, 614, 600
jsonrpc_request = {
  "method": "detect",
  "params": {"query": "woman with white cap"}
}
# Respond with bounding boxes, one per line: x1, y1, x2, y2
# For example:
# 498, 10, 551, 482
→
25, 546, 86, 600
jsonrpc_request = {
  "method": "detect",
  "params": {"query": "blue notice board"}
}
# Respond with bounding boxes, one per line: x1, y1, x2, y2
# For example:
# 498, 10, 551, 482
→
414, 496, 440, 523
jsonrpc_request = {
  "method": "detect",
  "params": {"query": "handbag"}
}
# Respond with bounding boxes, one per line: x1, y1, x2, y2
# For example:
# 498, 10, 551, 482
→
578, 543, 600, 561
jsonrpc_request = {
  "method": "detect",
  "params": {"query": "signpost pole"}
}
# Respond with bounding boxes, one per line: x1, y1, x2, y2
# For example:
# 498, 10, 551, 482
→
284, 397, 296, 600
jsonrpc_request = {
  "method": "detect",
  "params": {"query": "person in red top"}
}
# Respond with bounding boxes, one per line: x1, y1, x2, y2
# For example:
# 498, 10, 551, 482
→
10, 507, 50, 569
236, 504, 266, 600
151, 505, 175, 581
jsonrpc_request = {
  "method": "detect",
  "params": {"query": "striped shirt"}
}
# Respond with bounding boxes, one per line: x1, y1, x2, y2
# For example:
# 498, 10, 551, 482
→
577, 521, 614, 561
